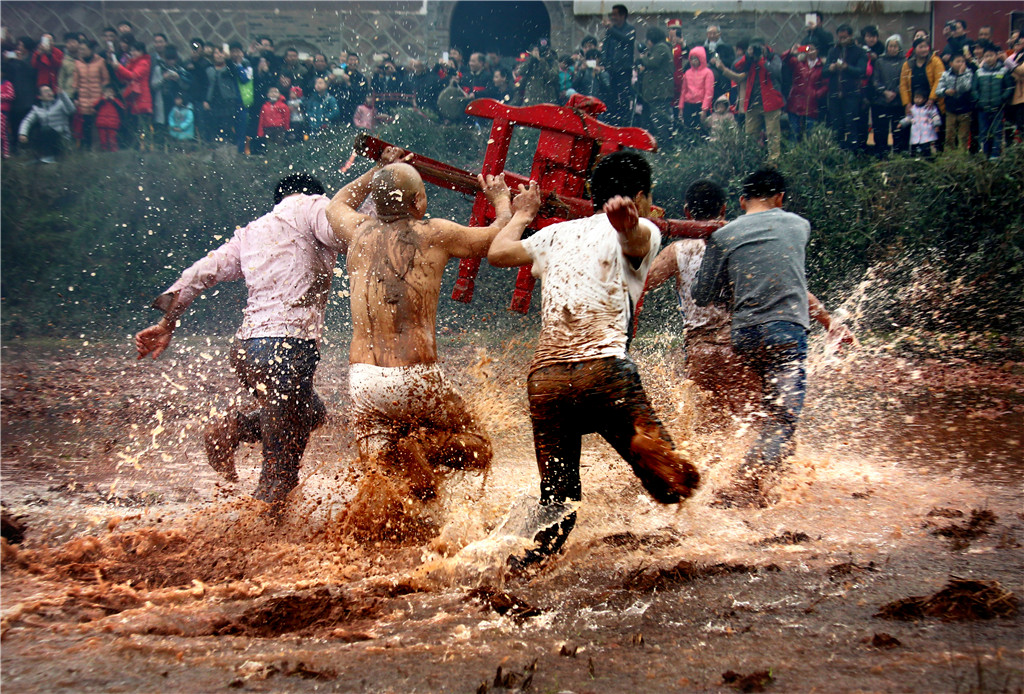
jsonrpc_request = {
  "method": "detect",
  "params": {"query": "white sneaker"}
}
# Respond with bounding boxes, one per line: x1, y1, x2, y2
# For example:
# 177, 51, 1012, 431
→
39, 156, 56, 164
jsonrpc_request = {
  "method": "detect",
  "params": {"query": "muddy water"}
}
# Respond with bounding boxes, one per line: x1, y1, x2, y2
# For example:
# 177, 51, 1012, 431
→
2, 333, 1022, 693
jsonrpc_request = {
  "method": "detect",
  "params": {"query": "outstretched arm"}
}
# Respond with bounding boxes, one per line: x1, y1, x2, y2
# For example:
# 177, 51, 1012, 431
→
808, 291, 856, 346
486, 182, 542, 267
431, 173, 515, 258
645, 244, 680, 292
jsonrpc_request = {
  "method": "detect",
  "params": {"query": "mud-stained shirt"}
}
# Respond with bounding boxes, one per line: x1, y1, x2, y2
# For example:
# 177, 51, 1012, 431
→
522, 213, 660, 373
160, 194, 344, 342
672, 239, 732, 340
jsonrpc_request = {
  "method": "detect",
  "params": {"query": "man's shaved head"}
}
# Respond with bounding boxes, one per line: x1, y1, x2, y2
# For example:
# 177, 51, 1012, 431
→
371, 163, 426, 219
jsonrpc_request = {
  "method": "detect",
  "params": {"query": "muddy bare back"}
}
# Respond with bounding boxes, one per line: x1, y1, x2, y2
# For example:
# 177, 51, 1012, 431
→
347, 217, 449, 367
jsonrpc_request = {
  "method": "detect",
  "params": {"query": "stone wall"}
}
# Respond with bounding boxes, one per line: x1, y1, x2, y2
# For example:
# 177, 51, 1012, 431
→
2, 1, 928, 65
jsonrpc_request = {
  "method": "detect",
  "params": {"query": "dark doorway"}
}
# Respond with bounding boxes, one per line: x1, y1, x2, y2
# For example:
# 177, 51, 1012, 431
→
449, 1, 551, 59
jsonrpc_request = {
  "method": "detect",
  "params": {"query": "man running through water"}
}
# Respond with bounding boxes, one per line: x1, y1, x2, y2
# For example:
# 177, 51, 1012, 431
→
488, 151, 700, 566
326, 154, 540, 500
134, 167, 399, 511
645, 180, 852, 422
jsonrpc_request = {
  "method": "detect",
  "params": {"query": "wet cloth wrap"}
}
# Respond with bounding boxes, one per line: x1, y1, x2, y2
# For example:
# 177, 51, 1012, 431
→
348, 362, 479, 459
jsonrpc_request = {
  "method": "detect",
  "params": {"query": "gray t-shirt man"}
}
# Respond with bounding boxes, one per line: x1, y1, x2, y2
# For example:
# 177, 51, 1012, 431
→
691, 207, 810, 330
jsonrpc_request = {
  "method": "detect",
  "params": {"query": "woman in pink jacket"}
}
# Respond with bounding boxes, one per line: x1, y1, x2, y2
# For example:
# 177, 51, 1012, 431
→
678, 46, 715, 144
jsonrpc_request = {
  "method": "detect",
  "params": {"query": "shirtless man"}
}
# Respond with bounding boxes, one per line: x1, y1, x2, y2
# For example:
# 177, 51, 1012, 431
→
325, 153, 539, 499
645, 180, 851, 420
488, 151, 700, 566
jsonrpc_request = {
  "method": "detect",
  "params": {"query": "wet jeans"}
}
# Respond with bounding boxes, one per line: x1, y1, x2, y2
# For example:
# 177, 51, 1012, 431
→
230, 338, 326, 501
731, 321, 807, 472
527, 356, 676, 556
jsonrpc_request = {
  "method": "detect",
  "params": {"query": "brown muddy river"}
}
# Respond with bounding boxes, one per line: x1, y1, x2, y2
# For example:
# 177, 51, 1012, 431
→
2, 333, 1022, 693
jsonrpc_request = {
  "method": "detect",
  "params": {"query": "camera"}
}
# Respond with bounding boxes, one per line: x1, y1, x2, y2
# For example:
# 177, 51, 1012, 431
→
750, 42, 764, 59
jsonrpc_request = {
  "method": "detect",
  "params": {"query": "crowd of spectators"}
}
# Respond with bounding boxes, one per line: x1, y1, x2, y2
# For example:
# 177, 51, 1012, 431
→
2, 8, 1023, 164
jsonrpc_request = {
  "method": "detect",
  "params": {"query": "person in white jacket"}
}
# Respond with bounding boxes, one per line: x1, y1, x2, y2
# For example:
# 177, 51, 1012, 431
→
17, 84, 74, 162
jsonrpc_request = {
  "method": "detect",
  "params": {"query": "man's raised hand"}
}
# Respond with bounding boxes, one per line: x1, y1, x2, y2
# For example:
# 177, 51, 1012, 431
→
512, 181, 541, 218
479, 173, 510, 206
379, 145, 413, 166
603, 195, 639, 235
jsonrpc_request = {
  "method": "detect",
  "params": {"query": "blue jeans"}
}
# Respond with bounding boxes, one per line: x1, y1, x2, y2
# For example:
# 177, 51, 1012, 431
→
788, 113, 817, 141
229, 338, 326, 501
731, 321, 808, 472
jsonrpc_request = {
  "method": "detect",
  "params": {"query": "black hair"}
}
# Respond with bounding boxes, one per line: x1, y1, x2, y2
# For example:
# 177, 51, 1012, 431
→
912, 37, 930, 50
685, 180, 726, 221
590, 150, 652, 209
164, 45, 179, 62
584, 48, 601, 61
981, 42, 999, 54
83, 39, 99, 52
133, 41, 146, 54
229, 42, 244, 53
153, 32, 168, 42
118, 21, 133, 30
955, 19, 967, 30
836, 24, 854, 37
912, 89, 929, 100
257, 35, 273, 46
646, 26, 667, 45
811, 11, 824, 23
742, 168, 785, 199
274, 174, 325, 205
581, 35, 598, 48
63, 32, 79, 42
103, 27, 118, 35
18, 36, 37, 52
190, 37, 205, 49
285, 47, 298, 55
734, 37, 750, 53
611, 4, 628, 18
860, 25, 878, 38
493, 65, 511, 80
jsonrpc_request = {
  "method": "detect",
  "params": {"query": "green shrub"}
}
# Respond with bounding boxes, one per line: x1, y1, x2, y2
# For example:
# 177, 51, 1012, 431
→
2, 115, 1022, 340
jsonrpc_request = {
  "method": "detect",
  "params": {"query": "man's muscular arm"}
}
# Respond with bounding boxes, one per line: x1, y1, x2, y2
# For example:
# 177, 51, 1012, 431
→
486, 183, 542, 267
326, 146, 410, 245
431, 173, 515, 259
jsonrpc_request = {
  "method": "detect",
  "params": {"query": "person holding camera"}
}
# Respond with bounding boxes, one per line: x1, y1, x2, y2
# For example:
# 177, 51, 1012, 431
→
30, 33, 63, 91
782, 43, 827, 141
825, 24, 867, 152
713, 38, 784, 161
703, 24, 735, 101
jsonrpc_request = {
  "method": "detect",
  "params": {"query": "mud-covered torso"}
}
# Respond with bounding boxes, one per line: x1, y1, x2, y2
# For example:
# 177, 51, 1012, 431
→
347, 217, 448, 367
522, 214, 660, 373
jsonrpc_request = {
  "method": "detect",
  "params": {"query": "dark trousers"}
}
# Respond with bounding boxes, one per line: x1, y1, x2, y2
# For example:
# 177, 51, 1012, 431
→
606, 73, 633, 125
732, 321, 808, 472
871, 102, 908, 155
645, 98, 675, 149
229, 337, 326, 501
527, 356, 677, 555
828, 93, 864, 151
28, 126, 65, 159
977, 109, 1004, 158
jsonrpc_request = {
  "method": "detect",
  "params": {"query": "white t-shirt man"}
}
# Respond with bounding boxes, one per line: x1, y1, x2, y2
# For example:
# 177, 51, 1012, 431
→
521, 213, 661, 372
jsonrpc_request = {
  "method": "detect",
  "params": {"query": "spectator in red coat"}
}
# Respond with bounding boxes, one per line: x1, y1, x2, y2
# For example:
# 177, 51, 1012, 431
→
256, 86, 289, 145
95, 84, 124, 151
31, 33, 63, 90
108, 40, 152, 149
783, 44, 828, 140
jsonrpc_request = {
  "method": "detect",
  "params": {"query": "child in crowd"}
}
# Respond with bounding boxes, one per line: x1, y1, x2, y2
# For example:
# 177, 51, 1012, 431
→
95, 85, 125, 152
352, 93, 389, 131
936, 53, 974, 150
1, 67, 13, 159
704, 94, 737, 140
167, 94, 195, 150
972, 45, 1013, 158
256, 85, 290, 146
286, 85, 305, 142
901, 90, 941, 156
